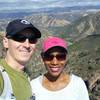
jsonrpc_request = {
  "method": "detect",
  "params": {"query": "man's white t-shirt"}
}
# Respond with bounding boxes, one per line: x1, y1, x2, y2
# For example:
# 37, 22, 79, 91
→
31, 74, 89, 100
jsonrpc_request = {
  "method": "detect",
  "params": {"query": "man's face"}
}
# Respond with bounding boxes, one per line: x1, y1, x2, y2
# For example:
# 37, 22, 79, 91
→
42, 49, 67, 77
3, 29, 38, 66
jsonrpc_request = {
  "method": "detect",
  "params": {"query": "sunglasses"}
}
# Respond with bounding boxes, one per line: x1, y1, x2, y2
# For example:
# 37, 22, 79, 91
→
43, 53, 66, 61
7, 34, 37, 44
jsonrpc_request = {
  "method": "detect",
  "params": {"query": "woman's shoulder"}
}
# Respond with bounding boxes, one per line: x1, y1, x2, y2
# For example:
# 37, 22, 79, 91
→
71, 74, 85, 84
31, 75, 43, 84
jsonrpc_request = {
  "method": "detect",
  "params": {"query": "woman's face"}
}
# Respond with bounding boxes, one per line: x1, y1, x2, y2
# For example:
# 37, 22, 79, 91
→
42, 49, 68, 77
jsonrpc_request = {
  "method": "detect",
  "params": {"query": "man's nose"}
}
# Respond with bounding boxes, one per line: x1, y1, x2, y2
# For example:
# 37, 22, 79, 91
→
23, 39, 30, 47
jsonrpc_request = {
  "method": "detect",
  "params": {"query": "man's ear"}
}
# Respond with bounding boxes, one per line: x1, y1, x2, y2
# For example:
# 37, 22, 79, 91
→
3, 37, 9, 48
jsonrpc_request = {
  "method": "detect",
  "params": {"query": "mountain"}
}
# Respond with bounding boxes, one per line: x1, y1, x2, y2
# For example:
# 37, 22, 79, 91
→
68, 34, 100, 100
25, 11, 100, 43
24, 11, 100, 39
48, 11, 100, 42
0, 9, 100, 43
65, 11, 100, 41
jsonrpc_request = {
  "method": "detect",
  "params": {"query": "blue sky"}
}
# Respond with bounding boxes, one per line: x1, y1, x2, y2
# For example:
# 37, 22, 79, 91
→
0, 0, 100, 11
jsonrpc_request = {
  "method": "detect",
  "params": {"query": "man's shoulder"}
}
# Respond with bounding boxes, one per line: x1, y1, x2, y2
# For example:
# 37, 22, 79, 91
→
0, 67, 4, 95
0, 59, 5, 66
0, 59, 2, 64
0, 59, 7, 89
0, 65, 4, 82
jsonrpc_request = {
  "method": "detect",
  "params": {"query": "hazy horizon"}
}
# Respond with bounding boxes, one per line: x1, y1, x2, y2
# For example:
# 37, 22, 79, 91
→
0, 0, 100, 12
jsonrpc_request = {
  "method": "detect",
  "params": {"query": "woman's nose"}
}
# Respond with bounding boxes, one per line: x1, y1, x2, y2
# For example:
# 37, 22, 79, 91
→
51, 57, 59, 65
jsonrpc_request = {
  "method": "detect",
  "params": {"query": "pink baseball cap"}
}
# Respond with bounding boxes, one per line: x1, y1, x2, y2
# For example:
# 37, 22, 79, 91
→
42, 36, 67, 53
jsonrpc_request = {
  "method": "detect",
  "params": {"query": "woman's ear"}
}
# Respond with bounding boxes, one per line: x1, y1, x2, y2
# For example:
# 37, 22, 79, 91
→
41, 52, 44, 58
3, 37, 9, 49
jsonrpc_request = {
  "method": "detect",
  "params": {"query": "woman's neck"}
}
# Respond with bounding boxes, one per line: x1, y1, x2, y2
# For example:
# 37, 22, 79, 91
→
42, 72, 70, 91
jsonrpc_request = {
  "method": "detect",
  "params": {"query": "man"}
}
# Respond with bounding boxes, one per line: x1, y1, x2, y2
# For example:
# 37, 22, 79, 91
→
31, 36, 89, 100
0, 19, 41, 100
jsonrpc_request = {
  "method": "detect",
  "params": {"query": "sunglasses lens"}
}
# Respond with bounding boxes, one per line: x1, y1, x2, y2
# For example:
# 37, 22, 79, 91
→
12, 35, 26, 42
43, 54, 53, 61
28, 37, 37, 44
7, 34, 37, 44
43, 53, 66, 61
56, 53, 66, 60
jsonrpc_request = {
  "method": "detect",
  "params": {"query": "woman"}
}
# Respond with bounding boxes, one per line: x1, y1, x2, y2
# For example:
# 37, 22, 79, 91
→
31, 36, 89, 100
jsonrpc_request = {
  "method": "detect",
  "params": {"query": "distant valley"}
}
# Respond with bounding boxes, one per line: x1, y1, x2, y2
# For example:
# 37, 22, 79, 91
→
0, 5, 100, 19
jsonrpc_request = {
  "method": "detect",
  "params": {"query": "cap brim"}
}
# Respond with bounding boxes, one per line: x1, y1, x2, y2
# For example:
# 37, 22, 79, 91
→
44, 46, 68, 54
29, 27, 41, 38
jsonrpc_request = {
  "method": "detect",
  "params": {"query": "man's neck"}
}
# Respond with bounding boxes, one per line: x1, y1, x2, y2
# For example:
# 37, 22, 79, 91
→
5, 57, 25, 73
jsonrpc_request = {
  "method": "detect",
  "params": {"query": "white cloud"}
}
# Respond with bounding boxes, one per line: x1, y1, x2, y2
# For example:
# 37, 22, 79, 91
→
0, 0, 100, 11
0, 0, 17, 2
